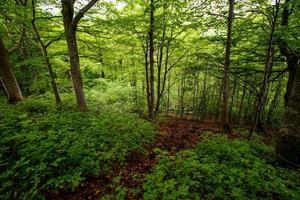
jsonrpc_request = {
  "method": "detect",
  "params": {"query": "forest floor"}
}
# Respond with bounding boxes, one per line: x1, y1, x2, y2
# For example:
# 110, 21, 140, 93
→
46, 116, 276, 200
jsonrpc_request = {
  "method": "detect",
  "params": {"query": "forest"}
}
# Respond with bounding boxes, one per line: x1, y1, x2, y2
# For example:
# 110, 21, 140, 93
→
0, 0, 300, 199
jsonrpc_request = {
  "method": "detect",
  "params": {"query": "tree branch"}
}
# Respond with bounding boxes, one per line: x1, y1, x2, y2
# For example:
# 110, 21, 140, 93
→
71, 0, 99, 27
7, 27, 26, 54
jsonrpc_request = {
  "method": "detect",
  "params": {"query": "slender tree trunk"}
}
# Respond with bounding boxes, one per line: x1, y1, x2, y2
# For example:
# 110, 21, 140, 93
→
221, 0, 235, 133
32, 0, 61, 106
200, 64, 208, 120
155, 4, 166, 115
0, 36, 23, 103
250, 0, 280, 137
238, 80, 246, 121
266, 77, 283, 125
148, 0, 155, 118
144, 42, 152, 117
229, 76, 237, 120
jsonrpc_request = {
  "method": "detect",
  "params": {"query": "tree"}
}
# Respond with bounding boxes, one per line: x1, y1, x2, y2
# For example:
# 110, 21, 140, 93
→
32, 0, 61, 106
279, 0, 300, 106
61, 0, 99, 111
276, 59, 300, 167
0, 36, 23, 103
147, 0, 155, 118
221, 0, 235, 133
250, 0, 281, 136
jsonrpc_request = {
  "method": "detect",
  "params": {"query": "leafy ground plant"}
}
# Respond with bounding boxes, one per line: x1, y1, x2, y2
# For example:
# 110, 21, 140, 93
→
0, 97, 155, 200
143, 134, 300, 200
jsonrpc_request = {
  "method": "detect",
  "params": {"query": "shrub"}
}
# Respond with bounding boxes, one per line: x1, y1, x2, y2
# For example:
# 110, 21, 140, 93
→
143, 134, 300, 200
0, 98, 155, 200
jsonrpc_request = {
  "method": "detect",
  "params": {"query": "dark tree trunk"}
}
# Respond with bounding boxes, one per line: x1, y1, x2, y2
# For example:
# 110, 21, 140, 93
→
250, 0, 280, 137
148, 0, 155, 118
32, 0, 61, 106
276, 59, 300, 167
0, 36, 23, 103
221, 0, 235, 133
279, 0, 299, 107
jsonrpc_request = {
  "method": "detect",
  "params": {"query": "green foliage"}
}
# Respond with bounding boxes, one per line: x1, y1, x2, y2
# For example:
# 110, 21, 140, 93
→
0, 97, 155, 200
143, 134, 300, 200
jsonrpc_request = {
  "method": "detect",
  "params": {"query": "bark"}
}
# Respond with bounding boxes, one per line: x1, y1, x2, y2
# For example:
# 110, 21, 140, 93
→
0, 36, 23, 103
32, 0, 61, 106
221, 0, 234, 133
61, 0, 99, 111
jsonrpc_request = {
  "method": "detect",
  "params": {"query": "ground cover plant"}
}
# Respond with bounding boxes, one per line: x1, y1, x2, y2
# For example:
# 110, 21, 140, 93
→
143, 134, 300, 200
0, 97, 155, 199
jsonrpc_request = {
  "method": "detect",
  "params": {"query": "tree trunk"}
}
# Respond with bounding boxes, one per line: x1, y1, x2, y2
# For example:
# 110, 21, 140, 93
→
266, 77, 282, 125
221, 0, 235, 133
0, 36, 23, 103
250, 0, 280, 137
229, 76, 237, 120
279, 0, 299, 107
148, 0, 155, 118
32, 0, 61, 106
237, 79, 246, 121
61, 0, 99, 111
276, 59, 300, 167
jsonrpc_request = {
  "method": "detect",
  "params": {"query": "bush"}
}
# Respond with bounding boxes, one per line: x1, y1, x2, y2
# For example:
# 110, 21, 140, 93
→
0, 98, 155, 200
143, 134, 300, 200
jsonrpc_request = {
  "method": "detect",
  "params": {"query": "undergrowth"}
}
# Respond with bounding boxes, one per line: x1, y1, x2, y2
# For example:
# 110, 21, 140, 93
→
143, 134, 300, 200
0, 97, 155, 200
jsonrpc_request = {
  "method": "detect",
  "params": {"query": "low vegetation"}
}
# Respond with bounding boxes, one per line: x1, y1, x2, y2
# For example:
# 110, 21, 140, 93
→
0, 97, 155, 199
143, 134, 300, 200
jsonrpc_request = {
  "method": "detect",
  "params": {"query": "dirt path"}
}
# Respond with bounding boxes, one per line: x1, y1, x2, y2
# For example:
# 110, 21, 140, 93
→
45, 117, 222, 200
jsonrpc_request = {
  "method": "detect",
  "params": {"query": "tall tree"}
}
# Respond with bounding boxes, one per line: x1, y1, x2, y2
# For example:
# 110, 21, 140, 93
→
221, 0, 235, 133
146, 0, 155, 118
250, 0, 280, 136
0, 36, 23, 103
61, 0, 99, 111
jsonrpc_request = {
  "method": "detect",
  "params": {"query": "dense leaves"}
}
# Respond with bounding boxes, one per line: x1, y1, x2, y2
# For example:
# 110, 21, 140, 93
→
0, 97, 155, 199
143, 134, 300, 200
